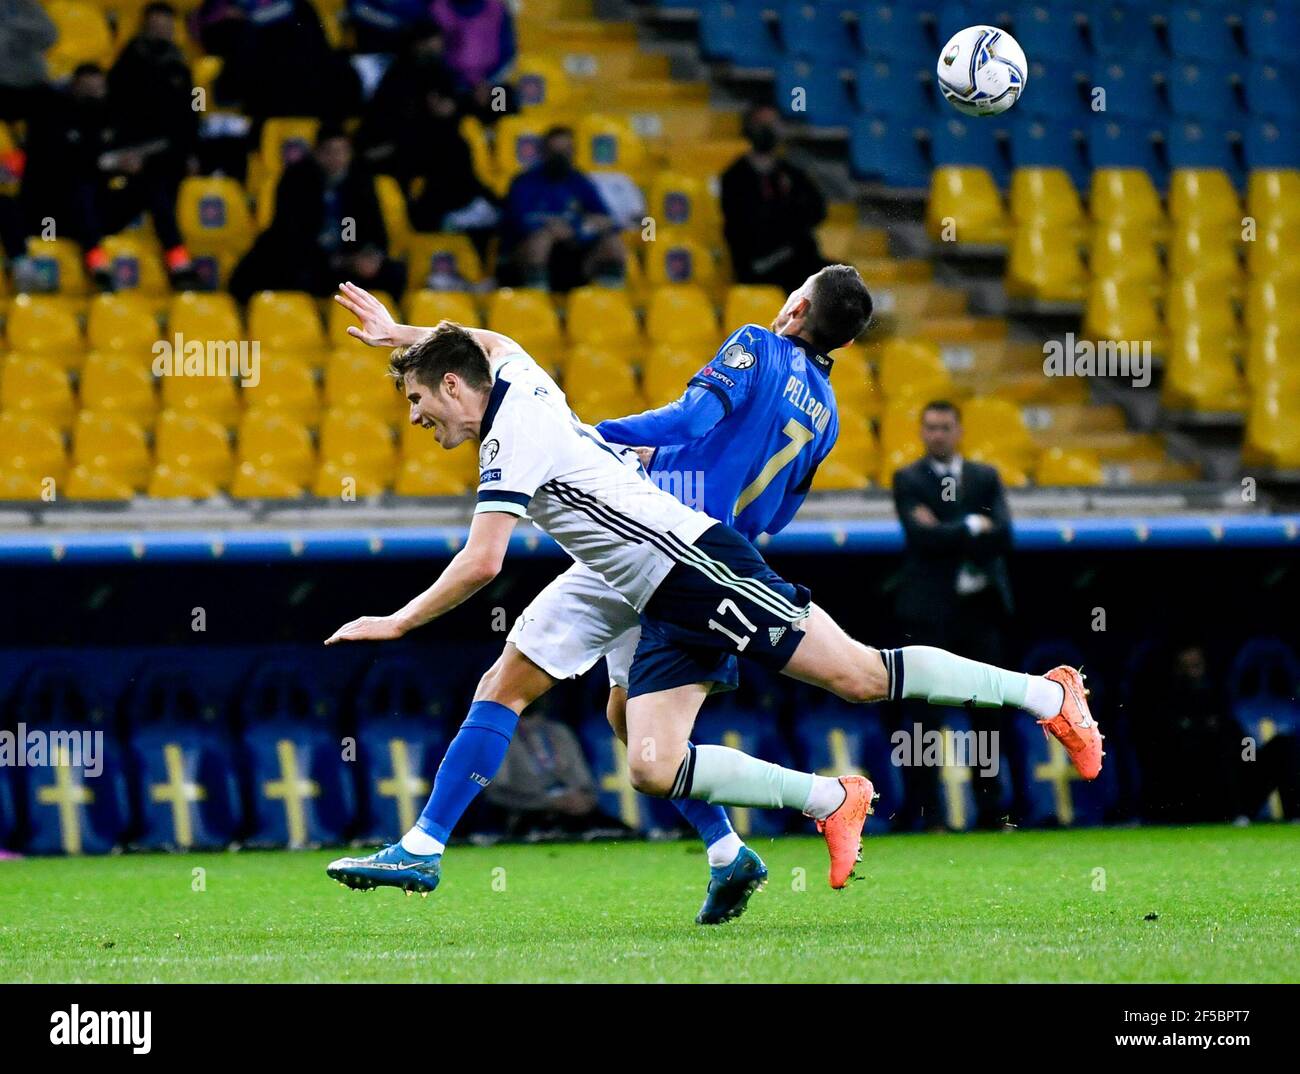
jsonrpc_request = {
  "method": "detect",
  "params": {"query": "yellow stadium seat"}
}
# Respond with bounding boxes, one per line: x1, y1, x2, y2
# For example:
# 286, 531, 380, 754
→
256, 118, 319, 188
72, 411, 151, 489
177, 176, 255, 256
5, 295, 85, 368
965, 447, 1030, 487
575, 114, 645, 178
406, 232, 484, 291
147, 464, 220, 499
327, 290, 396, 351
514, 54, 575, 111
487, 288, 563, 367
1244, 327, 1295, 389
876, 339, 952, 400
1035, 446, 1103, 486
79, 353, 158, 425
1089, 226, 1163, 290
395, 427, 478, 495
248, 291, 326, 357
236, 411, 315, 487
810, 431, 877, 491
647, 172, 720, 241
458, 116, 495, 194
1, 355, 75, 430
926, 167, 1009, 245
1166, 277, 1238, 335
229, 463, 307, 498
46, 1, 114, 80
646, 285, 717, 345
566, 286, 640, 348
723, 285, 785, 330
21, 238, 90, 296
1006, 227, 1088, 301
962, 397, 1037, 470
1089, 168, 1166, 233
169, 291, 243, 343
155, 410, 234, 487
404, 289, 479, 328
642, 344, 703, 407
1244, 276, 1300, 334
877, 401, 928, 482
1168, 168, 1241, 228
158, 362, 241, 427
1161, 331, 1247, 414
492, 114, 552, 189
0, 413, 67, 485
1246, 225, 1300, 281
1009, 167, 1086, 234
88, 293, 160, 357
1167, 224, 1242, 286
1083, 278, 1165, 348
325, 351, 397, 416
64, 465, 136, 500
318, 409, 396, 476
101, 232, 169, 295
1246, 169, 1300, 231
242, 355, 320, 421
374, 175, 411, 259
1243, 388, 1300, 469
564, 345, 640, 415
646, 234, 717, 290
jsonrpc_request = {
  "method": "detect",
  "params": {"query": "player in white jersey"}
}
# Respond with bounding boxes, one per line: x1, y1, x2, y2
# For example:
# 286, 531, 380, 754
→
324, 293, 1103, 905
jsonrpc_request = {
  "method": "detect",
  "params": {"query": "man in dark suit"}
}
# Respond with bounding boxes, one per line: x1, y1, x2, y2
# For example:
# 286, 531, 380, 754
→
892, 400, 1014, 829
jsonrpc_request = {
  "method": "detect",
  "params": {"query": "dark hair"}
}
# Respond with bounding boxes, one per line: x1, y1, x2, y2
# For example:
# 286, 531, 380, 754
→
143, 2, 176, 17
805, 264, 873, 352
543, 124, 575, 145
72, 62, 104, 80
315, 122, 350, 147
389, 322, 492, 393
922, 400, 962, 422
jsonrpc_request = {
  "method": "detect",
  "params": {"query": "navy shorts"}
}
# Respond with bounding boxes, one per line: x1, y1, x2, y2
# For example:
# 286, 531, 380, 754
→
627, 524, 813, 698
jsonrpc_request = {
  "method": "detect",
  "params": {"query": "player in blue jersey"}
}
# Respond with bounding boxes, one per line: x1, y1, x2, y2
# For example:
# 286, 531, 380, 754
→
323, 270, 868, 922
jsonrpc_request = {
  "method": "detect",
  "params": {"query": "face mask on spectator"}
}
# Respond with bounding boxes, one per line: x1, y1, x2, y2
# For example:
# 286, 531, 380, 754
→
747, 124, 778, 154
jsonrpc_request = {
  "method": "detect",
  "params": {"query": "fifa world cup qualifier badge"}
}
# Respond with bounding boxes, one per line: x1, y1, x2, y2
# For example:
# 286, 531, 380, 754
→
480, 438, 500, 467
721, 342, 755, 369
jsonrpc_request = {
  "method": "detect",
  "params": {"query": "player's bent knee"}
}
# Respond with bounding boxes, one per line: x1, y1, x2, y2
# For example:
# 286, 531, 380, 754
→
626, 755, 675, 797
826, 647, 888, 704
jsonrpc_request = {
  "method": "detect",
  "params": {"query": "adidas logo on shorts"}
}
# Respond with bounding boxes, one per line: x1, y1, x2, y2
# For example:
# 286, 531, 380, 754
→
768, 626, 787, 646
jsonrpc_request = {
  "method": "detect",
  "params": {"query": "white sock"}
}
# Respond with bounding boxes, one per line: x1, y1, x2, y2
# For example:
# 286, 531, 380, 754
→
400, 827, 445, 856
707, 831, 744, 867
1023, 676, 1066, 721
803, 775, 847, 821
685, 744, 815, 811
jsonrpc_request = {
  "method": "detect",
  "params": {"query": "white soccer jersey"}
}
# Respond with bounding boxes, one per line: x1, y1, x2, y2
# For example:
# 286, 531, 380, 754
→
475, 351, 715, 611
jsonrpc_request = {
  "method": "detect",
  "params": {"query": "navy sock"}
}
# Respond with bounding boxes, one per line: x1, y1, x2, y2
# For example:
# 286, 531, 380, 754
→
415, 700, 519, 845
671, 797, 735, 849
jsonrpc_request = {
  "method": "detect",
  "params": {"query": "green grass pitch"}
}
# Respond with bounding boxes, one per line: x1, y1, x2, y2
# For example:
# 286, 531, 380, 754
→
1, 825, 1296, 983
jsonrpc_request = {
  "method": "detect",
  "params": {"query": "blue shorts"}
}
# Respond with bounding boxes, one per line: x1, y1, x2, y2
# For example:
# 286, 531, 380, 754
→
627, 524, 813, 698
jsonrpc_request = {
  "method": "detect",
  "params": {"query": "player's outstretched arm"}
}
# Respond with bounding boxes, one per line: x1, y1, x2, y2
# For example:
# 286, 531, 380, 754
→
595, 383, 726, 448
333, 281, 430, 349
324, 512, 517, 644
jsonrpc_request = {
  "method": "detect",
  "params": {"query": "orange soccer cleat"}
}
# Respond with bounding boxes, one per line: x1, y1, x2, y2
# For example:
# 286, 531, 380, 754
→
1039, 666, 1104, 780
815, 775, 876, 889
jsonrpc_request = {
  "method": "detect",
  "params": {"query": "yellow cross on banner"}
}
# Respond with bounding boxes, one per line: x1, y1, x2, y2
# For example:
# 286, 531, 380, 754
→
939, 728, 972, 830
1259, 718, 1282, 820
150, 743, 207, 848
36, 746, 93, 855
377, 739, 430, 833
599, 738, 640, 828
263, 739, 321, 847
1033, 737, 1080, 826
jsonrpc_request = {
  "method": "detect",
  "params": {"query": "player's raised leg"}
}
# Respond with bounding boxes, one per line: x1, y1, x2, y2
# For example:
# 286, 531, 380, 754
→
779, 606, 1103, 779
327, 644, 557, 895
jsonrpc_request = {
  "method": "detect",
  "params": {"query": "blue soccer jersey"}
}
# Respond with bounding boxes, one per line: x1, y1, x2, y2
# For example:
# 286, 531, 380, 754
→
644, 325, 839, 541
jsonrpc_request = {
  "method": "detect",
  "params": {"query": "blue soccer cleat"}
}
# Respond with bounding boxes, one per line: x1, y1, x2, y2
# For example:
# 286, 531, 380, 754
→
695, 846, 768, 925
326, 843, 442, 897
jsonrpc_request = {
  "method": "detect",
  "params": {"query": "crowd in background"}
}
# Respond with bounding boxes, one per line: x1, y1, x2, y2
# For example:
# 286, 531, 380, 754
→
0, 0, 833, 302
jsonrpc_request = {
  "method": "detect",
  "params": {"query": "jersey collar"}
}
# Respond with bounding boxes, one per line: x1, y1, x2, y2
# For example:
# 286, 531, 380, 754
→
788, 335, 834, 373
479, 375, 511, 440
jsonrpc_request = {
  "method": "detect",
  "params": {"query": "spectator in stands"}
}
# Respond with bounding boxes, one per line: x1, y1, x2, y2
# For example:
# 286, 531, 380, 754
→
891, 401, 1014, 830
356, 49, 497, 234
502, 125, 625, 291
229, 125, 405, 301
479, 706, 627, 840
721, 104, 827, 293
1135, 642, 1300, 823
196, 0, 359, 122
0, 0, 56, 121
347, 0, 432, 54
360, 19, 449, 119
429, 0, 517, 113
20, 63, 196, 289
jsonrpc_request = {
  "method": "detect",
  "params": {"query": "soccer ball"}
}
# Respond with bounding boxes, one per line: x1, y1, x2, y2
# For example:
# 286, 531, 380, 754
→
937, 26, 1028, 116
